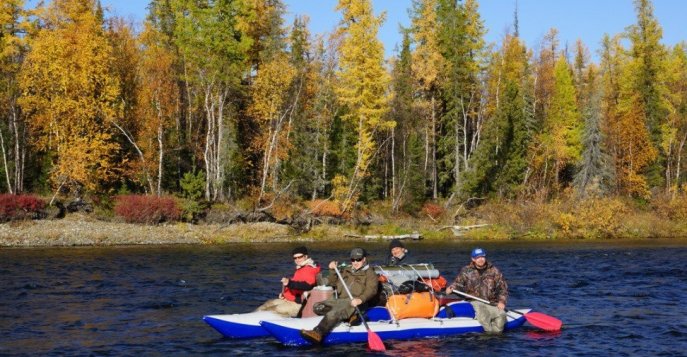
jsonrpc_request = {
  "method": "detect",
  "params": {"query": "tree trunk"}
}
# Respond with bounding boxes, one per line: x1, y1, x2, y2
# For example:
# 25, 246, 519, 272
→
0, 128, 12, 194
431, 95, 437, 199
391, 126, 396, 202
674, 131, 687, 199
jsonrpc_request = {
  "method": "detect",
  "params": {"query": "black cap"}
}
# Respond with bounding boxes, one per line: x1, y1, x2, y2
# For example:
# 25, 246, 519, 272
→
350, 247, 367, 259
292, 246, 308, 256
389, 239, 405, 250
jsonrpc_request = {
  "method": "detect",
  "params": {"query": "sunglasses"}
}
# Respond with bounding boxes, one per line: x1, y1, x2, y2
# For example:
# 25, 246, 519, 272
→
293, 255, 305, 260
350, 258, 364, 262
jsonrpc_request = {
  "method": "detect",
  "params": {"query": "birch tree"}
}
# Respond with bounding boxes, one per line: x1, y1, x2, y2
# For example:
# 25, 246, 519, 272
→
19, 0, 122, 196
172, 0, 251, 201
0, 0, 27, 193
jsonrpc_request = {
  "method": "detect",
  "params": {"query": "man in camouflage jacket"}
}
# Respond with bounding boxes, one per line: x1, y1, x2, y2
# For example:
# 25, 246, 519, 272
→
446, 247, 509, 333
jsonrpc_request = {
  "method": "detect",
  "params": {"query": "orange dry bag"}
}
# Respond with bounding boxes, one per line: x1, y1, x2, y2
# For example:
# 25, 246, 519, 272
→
421, 275, 447, 291
386, 292, 439, 320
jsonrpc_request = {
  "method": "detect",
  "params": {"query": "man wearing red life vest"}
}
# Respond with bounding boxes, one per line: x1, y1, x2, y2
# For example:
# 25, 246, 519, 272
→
256, 246, 321, 317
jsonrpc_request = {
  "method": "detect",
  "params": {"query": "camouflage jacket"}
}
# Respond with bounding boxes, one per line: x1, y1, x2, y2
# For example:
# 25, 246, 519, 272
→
448, 261, 508, 304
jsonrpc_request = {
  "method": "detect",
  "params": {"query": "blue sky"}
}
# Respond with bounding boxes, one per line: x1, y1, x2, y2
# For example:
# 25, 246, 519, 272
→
103, 0, 684, 61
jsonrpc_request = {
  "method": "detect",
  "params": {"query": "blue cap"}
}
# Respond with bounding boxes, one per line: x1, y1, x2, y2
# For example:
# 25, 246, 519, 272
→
471, 248, 486, 258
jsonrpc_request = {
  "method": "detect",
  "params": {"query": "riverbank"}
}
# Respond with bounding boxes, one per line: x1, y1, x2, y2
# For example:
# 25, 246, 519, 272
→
0, 214, 294, 247
2, 196, 687, 247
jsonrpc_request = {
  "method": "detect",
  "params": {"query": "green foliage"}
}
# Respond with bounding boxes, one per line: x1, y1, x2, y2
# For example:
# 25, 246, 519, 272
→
537, 55, 582, 193
463, 79, 530, 198
493, 81, 531, 196
626, 0, 669, 188
180, 171, 206, 200
388, 30, 426, 212
177, 197, 207, 222
436, 0, 485, 196
400, 133, 427, 213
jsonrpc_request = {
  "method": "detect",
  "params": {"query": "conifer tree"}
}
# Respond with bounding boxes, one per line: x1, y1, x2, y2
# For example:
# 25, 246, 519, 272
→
542, 55, 582, 193
575, 65, 614, 197
573, 39, 591, 107
610, 42, 657, 197
334, 0, 392, 212
390, 30, 423, 212
282, 16, 323, 199
410, 0, 441, 199
533, 29, 559, 131
292, 37, 340, 200
626, 0, 668, 189
436, 0, 486, 197
461, 35, 532, 198
599, 34, 624, 195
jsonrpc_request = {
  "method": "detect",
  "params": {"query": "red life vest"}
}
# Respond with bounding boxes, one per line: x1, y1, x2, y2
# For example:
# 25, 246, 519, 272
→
282, 264, 321, 302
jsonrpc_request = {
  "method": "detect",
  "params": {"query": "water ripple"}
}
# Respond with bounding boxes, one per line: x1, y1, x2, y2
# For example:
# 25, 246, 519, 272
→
1, 239, 686, 355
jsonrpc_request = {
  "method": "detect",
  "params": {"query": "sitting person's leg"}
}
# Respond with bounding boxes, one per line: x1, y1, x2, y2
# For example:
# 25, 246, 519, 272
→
273, 299, 302, 317
255, 298, 280, 311
470, 301, 506, 333
257, 298, 300, 317
301, 299, 355, 344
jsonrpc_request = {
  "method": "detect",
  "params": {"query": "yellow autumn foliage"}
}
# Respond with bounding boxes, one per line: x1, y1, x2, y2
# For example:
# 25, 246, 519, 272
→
19, 0, 122, 193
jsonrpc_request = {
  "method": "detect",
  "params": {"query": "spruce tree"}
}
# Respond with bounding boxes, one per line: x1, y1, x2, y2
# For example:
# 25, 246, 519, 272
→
575, 66, 614, 197
436, 0, 485, 197
626, 0, 668, 189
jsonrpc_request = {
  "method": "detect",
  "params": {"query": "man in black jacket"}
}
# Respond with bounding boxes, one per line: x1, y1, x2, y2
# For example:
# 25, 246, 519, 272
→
385, 239, 412, 266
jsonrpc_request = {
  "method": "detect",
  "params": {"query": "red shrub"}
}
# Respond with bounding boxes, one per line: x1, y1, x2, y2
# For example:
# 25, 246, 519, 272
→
0, 194, 46, 221
421, 202, 444, 220
308, 199, 343, 217
114, 195, 181, 224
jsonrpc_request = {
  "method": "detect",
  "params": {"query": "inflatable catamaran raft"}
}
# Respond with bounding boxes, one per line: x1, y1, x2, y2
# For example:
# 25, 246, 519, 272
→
203, 264, 533, 345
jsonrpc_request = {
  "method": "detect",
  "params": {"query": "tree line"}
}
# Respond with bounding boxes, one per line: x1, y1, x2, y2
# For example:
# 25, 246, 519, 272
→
0, 0, 685, 215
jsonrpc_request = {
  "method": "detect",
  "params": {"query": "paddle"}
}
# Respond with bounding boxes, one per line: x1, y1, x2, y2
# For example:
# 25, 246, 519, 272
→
450, 290, 562, 331
333, 266, 386, 352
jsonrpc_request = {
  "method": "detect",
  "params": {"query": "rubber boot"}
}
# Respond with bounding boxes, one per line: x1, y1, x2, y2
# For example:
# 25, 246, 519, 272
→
300, 327, 323, 344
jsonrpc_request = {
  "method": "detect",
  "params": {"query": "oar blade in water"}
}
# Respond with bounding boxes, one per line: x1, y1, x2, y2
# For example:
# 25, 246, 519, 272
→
524, 311, 563, 331
367, 330, 386, 352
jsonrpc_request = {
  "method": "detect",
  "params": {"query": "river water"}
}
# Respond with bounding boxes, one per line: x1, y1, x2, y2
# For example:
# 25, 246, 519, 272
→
1, 239, 686, 356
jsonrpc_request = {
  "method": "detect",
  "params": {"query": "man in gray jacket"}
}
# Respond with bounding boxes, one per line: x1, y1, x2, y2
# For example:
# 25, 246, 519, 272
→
300, 247, 378, 344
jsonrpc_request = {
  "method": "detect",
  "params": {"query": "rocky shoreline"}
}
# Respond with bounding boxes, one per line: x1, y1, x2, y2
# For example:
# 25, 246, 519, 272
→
0, 214, 317, 247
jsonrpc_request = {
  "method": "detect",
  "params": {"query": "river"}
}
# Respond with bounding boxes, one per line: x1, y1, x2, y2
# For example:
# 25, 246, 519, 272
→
1, 239, 686, 356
